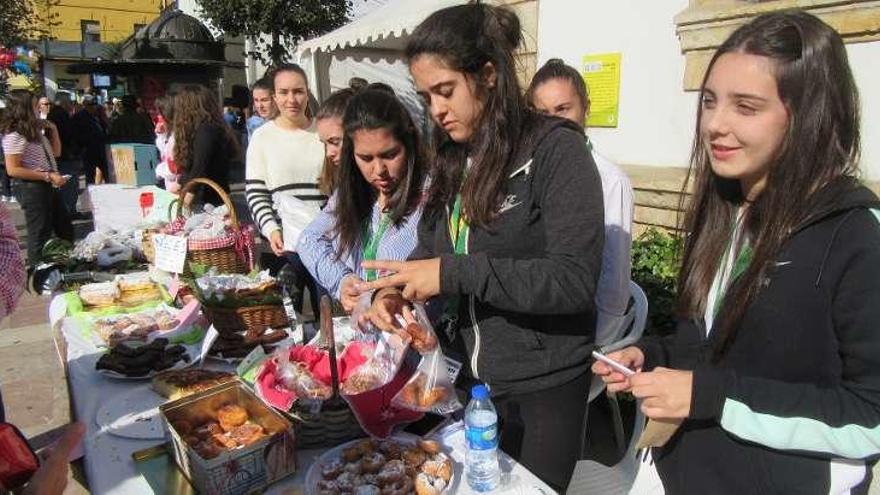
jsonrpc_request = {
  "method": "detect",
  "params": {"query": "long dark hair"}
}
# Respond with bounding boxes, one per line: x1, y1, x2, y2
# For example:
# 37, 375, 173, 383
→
333, 89, 426, 259
405, 2, 525, 227
172, 85, 240, 173
0, 90, 41, 142
677, 10, 860, 357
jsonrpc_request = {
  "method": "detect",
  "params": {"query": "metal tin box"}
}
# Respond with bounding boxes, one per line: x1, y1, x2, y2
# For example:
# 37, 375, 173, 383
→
159, 380, 296, 495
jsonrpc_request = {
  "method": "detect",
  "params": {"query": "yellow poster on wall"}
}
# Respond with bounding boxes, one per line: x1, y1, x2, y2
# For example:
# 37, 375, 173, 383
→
582, 53, 622, 128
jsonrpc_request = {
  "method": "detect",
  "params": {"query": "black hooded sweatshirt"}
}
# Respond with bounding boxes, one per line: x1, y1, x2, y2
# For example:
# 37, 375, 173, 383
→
639, 178, 880, 494
411, 114, 605, 397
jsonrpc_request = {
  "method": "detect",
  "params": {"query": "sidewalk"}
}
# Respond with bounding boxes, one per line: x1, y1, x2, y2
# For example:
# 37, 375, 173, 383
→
0, 291, 89, 494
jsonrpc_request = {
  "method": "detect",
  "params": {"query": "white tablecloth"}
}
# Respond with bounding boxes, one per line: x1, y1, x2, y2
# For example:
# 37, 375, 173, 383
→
50, 295, 556, 494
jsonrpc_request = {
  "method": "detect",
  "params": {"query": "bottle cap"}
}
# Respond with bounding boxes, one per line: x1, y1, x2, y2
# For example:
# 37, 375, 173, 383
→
471, 384, 489, 400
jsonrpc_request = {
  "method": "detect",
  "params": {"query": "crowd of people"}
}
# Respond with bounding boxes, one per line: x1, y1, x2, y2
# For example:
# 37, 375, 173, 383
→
2, 2, 880, 493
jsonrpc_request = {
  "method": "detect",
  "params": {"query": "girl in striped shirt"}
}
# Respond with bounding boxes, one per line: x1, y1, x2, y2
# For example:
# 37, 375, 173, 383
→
298, 88, 427, 312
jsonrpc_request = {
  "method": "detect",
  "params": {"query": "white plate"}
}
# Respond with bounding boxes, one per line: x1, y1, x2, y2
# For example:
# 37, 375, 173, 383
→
95, 343, 200, 380
304, 433, 457, 495
95, 384, 166, 440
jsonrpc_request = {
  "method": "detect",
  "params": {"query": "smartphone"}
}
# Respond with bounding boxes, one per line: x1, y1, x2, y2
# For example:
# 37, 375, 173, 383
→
62, 174, 72, 180
592, 350, 635, 377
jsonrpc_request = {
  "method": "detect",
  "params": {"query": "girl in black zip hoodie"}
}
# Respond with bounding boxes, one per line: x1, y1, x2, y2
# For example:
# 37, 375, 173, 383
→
358, 3, 605, 490
594, 11, 880, 494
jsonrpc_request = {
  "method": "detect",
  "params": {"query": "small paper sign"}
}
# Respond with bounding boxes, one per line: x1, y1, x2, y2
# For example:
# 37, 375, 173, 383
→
236, 346, 268, 384
152, 234, 188, 274
199, 325, 219, 366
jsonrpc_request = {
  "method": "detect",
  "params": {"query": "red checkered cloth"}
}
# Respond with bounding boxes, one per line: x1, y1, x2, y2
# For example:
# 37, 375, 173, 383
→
162, 218, 256, 271
0, 205, 24, 318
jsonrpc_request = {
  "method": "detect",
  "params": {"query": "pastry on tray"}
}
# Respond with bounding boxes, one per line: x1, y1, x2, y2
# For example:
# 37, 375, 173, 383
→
95, 338, 190, 377
152, 369, 236, 400
79, 282, 121, 307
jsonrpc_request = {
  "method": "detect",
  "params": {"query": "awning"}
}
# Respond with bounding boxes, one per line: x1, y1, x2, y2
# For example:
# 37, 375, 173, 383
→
298, 0, 466, 54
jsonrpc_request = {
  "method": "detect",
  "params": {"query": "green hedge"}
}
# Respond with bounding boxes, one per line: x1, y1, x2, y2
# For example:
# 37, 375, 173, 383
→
631, 228, 682, 336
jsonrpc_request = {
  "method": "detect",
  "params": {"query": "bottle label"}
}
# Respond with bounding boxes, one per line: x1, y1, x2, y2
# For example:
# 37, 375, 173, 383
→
465, 424, 498, 450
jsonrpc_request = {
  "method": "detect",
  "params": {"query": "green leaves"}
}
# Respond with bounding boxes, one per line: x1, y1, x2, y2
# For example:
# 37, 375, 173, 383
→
196, 0, 353, 64
632, 228, 683, 336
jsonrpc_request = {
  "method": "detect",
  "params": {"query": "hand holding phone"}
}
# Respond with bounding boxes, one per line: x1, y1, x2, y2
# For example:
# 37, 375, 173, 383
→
592, 350, 636, 377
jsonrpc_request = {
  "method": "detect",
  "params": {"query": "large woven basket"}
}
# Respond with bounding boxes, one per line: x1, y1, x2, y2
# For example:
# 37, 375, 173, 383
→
175, 178, 250, 275
292, 295, 364, 448
202, 304, 287, 339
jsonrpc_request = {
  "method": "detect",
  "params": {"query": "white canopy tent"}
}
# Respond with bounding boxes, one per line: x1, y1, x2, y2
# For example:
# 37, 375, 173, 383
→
295, 0, 466, 130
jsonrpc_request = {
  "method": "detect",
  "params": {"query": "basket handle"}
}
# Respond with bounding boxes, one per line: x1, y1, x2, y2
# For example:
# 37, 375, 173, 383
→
177, 177, 239, 228
320, 295, 340, 396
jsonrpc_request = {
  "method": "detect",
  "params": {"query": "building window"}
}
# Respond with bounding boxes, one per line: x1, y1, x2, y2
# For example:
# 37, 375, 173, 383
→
81, 20, 101, 43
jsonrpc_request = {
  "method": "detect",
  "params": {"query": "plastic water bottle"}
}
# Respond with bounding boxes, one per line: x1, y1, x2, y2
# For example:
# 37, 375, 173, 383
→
465, 383, 501, 491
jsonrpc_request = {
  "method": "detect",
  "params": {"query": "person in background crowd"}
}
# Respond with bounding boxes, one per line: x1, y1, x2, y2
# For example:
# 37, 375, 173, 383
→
172, 85, 239, 207
110, 97, 122, 121
362, 4, 604, 490
37, 96, 50, 120
246, 63, 325, 314
72, 94, 109, 184
595, 11, 880, 494
247, 77, 275, 139
47, 91, 82, 217
153, 94, 180, 192
0, 90, 71, 266
0, 107, 14, 204
108, 95, 155, 144
314, 87, 357, 197
528, 57, 633, 361
348, 77, 369, 92
526, 58, 635, 461
299, 89, 427, 313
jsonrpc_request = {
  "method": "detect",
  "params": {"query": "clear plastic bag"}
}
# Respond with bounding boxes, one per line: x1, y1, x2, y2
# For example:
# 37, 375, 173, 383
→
391, 303, 462, 415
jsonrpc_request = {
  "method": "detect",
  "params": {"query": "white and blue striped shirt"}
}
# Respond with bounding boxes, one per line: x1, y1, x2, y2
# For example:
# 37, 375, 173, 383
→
297, 193, 424, 299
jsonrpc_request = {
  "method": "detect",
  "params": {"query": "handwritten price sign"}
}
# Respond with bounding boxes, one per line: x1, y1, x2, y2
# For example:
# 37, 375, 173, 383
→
152, 234, 188, 273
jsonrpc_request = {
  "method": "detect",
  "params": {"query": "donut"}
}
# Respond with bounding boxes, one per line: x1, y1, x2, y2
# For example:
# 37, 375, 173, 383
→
194, 422, 223, 440
172, 420, 193, 436
344, 461, 364, 475
377, 440, 404, 460
417, 439, 442, 456
380, 476, 414, 495
342, 445, 362, 463
335, 471, 358, 492
376, 459, 407, 486
217, 404, 248, 431
406, 322, 438, 353
317, 479, 341, 495
355, 439, 376, 456
321, 458, 345, 479
211, 431, 239, 450
193, 438, 224, 460
402, 447, 427, 469
354, 485, 381, 495
228, 423, 266, 447
421, 454, 453, 482
361, 452, 387, 474
415, 472, 447, 495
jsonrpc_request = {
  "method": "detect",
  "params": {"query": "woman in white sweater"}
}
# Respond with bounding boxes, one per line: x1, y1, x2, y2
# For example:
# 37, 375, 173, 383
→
245, 63, 325, 314
246, 63, 325, 255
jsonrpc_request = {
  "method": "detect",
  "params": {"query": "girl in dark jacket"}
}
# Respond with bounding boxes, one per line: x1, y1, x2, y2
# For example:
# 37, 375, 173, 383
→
172, 85, 239, 207
594, 11, 880, 494
362, 3, 604, 490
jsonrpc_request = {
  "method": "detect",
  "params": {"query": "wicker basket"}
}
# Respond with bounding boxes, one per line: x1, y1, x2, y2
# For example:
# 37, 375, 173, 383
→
141, 229, 158, 263
292, 295, 364, 448
175, 178, 250, 275
202, 304, 287, 338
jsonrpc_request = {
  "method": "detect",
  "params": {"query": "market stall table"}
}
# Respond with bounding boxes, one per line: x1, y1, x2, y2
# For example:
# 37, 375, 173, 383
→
49, 295, 556, 494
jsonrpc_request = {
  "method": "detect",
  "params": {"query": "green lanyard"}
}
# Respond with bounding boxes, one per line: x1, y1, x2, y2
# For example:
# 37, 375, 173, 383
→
362, 212, 391, 282
712, 217, 753, 318
449, 193, 469, 255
